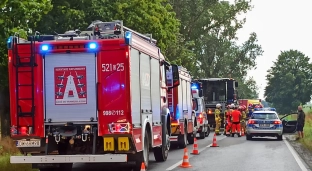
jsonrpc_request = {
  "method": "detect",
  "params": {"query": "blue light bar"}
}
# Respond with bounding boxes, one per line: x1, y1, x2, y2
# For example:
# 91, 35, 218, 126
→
125, 31, 132, 45
254, 108, 276, 111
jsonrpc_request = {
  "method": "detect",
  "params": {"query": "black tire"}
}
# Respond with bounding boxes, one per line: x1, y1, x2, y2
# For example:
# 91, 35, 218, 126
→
205, 126, 210, 137
246, 134, 252, 140
277, 135, 283, 141
132, 130, 149, 171
199, 126, 206, 139
187, 133, 195, 144
178, 124, 188, 148
154, 129, 169, 162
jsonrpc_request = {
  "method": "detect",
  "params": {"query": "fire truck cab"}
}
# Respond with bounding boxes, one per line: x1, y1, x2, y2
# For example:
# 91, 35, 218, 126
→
7, 20, 180, 171
167, 66, 198, 148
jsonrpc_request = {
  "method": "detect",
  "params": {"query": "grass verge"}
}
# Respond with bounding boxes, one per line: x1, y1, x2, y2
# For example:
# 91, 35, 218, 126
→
301, 112, 312, 151
0, 136, 38, 171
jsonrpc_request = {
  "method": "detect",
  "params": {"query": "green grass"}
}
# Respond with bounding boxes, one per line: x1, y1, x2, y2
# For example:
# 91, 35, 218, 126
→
300, 110, 312, 151
0, 137, 38, 171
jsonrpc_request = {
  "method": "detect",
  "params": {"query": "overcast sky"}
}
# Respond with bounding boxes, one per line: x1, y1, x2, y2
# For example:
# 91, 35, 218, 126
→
234, 0, 312, 99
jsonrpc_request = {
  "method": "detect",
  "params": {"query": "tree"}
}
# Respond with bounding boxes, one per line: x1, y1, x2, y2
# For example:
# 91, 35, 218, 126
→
34, 0, 180, 53
237, 77, 259, 99
265, 50, 312, 114
169, 0, 262, 97
0, 0, 52, 136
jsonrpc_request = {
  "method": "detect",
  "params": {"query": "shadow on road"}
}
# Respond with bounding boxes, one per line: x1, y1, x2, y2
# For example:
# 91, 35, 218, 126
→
249, 137, 282, 141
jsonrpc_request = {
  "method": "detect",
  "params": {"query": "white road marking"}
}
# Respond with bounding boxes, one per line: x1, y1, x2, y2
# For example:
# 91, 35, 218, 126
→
283, 138, 309, 171
165, 136, 227, 171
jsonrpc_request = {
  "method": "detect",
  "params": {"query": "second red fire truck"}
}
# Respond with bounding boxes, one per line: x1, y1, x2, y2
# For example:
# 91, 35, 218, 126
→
7, 20, 184, 171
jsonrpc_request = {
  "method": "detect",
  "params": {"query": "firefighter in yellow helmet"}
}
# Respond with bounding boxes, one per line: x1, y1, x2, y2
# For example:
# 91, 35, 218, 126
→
215, 103, 222, 135
240, 105, 247, 135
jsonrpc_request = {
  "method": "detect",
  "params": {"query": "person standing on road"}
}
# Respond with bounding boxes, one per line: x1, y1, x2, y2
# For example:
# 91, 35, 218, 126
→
240, 106, 247, 134
215, 104, 222, 136
297, 106, 306, 139
223, 105, 231, 136
230, 105, 242, 137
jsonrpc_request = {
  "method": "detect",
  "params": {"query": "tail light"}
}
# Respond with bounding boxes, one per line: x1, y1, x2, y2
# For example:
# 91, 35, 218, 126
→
273, 121, 281, 124
11, 126, 32, 135
198, 113, 203, 124
248, 120, 255, 124
109, 122, 131, 133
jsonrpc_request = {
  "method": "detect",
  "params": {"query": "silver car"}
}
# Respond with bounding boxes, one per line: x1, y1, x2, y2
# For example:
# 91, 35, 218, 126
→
246, 108, 283, 140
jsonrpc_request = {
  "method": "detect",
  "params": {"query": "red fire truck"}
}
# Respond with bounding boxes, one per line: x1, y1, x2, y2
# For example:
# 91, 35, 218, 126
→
7, 20, 181, 171
167, 66, 198, 148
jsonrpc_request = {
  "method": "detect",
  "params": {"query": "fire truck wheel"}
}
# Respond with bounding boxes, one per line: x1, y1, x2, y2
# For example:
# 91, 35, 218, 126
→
132, 130, 149, 171
153, 129, 169, 162
178, 124, 188, 148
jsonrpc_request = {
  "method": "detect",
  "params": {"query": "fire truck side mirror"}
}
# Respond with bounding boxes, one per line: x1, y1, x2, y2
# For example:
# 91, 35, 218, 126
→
171, 64, 180, 87
235, 81, 238, 87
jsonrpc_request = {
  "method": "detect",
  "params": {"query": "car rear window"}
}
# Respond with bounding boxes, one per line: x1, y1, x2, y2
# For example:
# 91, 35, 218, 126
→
251, 113, 277, 119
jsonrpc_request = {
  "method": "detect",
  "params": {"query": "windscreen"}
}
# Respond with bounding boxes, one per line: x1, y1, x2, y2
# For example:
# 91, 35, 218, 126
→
251, 113, 278, 119
202, 81, 226, 102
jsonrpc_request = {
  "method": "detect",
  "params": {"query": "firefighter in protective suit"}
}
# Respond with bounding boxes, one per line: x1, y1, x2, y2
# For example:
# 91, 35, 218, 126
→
240, 106, 247, 134
224, 105, 232, 136
223, 105, 229, 135
230, 105, 242, 137
215, 104, 222, 135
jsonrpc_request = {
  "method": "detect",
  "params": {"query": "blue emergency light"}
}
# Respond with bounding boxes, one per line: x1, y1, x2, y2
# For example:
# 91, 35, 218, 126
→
191, 84, 198, 90
88, 43, 97, 49
41, 45, 49, 51
7, 36, 12, 49
125, 31, 132, 45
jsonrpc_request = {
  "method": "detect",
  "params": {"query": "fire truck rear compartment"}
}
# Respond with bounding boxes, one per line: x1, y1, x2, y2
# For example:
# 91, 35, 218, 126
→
44, 53, 97, 122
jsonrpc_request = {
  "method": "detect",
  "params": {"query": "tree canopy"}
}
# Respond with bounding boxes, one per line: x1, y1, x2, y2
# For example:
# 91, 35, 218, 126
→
264, 50, 312, 114
0, 0, 261, 95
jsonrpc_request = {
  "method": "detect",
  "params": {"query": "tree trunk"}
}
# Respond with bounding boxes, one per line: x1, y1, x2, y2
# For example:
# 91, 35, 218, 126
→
0, 87, 11, 139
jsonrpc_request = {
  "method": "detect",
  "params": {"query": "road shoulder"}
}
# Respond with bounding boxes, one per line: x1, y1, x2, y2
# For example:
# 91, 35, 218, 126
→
285, 134, 312, 170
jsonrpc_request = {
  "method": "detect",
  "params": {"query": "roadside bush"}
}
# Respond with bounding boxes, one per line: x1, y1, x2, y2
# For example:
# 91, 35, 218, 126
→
0, 136, 37, 171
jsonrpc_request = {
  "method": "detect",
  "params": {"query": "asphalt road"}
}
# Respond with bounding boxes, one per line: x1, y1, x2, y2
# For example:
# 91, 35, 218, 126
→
72, 133, 218, 171
171, 135, 310, 171
72, 133, 310, 171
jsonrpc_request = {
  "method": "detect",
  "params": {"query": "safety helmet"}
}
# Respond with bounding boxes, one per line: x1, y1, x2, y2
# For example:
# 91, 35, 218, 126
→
230, 104, 235, 108
216, 104, 221, 108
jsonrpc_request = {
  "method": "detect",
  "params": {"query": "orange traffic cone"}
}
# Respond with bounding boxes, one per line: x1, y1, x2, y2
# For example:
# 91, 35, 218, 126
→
241, 128, 245, 136
140, 162, 146, 171
210, 133, 219, 147
191, 137, 199, 155
180, 148, 192, 168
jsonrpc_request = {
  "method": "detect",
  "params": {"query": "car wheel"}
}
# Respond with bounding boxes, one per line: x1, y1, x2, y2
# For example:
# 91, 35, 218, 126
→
277, 135, 283, 141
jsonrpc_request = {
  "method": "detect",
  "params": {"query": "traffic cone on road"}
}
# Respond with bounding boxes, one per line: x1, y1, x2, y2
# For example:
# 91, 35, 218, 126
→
180, 148, 192, 168
191, 137, 199, 155
210, 133, 219, 147
241, 129, 245, 136
140, 162, 146, 171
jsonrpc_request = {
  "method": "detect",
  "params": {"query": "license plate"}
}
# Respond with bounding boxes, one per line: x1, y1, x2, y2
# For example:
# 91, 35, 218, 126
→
16, 140, 41, 147
259, 124, 270, 127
